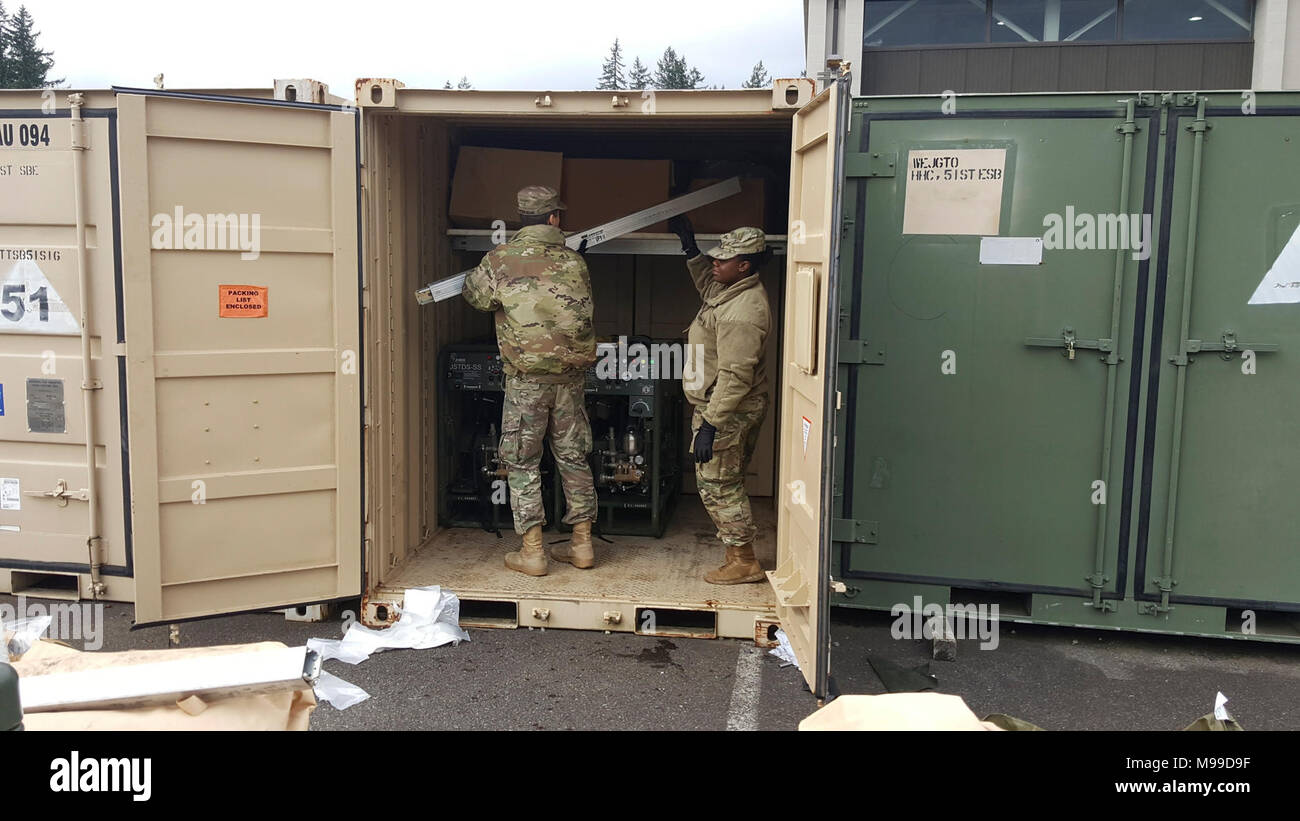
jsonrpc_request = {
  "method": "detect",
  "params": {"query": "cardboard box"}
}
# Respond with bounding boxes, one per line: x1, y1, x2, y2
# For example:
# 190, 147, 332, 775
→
684, 176, 767, 234
561, 158, 672, 233
449, 146, 564, 229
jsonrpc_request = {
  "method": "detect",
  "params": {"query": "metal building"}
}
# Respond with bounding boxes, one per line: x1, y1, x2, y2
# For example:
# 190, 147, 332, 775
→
807, 0, 1300, 94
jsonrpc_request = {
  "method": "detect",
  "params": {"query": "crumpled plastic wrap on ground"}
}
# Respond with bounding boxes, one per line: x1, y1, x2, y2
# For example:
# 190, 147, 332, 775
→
306, 586, 469, 710
4, 615, 53, 661
313, 670, 370, 710
769, 628, 801, 670
308, 585, 470, 666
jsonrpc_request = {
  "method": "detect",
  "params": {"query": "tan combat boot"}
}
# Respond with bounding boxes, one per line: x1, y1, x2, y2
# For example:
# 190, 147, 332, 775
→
551, 520, 595, 569
704, 542, 765, 585
505, 524, 548, 576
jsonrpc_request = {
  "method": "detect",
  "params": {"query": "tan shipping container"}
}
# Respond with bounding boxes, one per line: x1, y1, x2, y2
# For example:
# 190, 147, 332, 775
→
0, 77, 848, 696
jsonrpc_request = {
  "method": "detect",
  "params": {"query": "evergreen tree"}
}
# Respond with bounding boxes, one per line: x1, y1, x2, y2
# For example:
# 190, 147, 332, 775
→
741, 60, 769, 89
597, 38, 625, 90
0, 3, 10, 88
6, 5, 57, 88
627, 56, 651, 90
457, 76, 472, 90
652, 47, 704, 90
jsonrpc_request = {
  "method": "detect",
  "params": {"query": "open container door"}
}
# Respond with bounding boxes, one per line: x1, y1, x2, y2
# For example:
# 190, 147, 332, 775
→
116, 90, 362, 626
769, 75, 849, 697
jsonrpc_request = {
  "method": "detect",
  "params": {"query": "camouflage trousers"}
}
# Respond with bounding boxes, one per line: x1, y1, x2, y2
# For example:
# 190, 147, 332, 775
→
500, 374, 597, 534
692, 393, 768, 548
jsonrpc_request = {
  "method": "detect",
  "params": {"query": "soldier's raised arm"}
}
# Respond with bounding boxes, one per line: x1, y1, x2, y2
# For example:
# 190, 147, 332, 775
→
668, 215, 720, 299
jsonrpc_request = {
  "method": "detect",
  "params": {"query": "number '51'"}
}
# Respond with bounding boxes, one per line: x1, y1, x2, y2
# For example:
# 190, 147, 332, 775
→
1, 284, 50, 322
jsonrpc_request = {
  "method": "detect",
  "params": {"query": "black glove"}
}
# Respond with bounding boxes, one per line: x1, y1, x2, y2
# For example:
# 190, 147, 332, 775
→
692, 419, 717, 464
667, 215, 700, 258
577, 237, 589, 254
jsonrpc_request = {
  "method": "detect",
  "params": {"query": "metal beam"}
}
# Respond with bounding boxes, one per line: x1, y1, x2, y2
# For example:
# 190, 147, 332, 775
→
1066, 7, 1117, 41
968, 0, 1041, 42
1203, 0, 1253, 32
864, 0, 919, 41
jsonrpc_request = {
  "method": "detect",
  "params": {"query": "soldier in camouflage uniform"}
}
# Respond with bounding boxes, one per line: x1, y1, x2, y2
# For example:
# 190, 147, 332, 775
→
463, 185, 599, 576
668, 217, 771, 585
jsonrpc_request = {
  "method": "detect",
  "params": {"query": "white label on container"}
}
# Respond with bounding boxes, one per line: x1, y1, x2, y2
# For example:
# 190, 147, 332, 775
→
1, 477, 19, 510
980, 236, 1043, 265
1249, 223, 1300, 304
801, 416, 812, 456
903, 148, 1007, 236
0, 260, 79, 334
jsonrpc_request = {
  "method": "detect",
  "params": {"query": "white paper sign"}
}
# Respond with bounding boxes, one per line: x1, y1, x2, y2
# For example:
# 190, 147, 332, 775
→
903, 148, 1007, 236
1248, 223, 1300, 304
980, 236, 1043, 265
801, 416, 812, 456
0, 260, 80, 334
1, 477, 19, 511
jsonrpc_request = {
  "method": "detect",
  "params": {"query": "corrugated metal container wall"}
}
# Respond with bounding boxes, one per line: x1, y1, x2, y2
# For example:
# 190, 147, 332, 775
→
832, 91, 1300, 643
0, 88, 364, 625
0, 92, 133, 602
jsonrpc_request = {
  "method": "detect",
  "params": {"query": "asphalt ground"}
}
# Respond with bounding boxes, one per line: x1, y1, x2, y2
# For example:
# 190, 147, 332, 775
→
5, 593, 1298, 731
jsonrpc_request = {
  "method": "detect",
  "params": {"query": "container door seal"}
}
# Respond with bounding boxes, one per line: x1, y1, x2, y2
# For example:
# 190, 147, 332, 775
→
116, 90, 362, 626
771, 75, 849, 698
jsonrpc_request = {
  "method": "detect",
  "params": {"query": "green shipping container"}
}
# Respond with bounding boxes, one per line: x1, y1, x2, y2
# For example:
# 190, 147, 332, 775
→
833, 91, 1300, 643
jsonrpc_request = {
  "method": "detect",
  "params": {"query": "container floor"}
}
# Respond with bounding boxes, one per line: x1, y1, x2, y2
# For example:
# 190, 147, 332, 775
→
378, 496, 778, 635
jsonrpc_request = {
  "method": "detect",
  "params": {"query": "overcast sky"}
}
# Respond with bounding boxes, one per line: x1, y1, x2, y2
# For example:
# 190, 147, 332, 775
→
18, 0, 806, 94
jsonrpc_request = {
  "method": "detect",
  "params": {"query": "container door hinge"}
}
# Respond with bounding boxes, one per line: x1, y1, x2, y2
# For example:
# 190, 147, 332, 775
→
832, 518, 878, 545
839, 339, 886, 365
844, 151, 897, 178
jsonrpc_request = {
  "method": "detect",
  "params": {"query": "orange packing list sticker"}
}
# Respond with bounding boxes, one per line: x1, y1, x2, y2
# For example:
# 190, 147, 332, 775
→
219, 285, 268, 318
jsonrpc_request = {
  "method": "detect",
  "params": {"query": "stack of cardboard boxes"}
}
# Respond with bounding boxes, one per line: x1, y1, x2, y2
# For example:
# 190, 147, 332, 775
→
449, 146, 768, 233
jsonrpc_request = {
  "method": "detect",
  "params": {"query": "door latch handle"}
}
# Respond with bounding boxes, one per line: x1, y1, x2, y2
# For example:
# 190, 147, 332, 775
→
1179, 330, 1280, 363
23, 479, 89, 507
1024, 327, 1115, 362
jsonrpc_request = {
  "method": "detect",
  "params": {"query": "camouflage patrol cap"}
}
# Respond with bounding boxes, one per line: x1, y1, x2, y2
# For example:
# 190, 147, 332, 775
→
517, 185, 567, 215
706, 227, 766, 260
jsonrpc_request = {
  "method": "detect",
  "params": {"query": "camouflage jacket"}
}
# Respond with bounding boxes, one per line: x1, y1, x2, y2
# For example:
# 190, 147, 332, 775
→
462, 224, 597, 379
684, 253, 770, 425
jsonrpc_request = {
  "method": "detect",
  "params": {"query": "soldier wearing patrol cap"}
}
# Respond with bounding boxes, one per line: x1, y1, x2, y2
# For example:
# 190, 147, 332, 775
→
463, 185, 599, 576
667, 216, 772, 585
